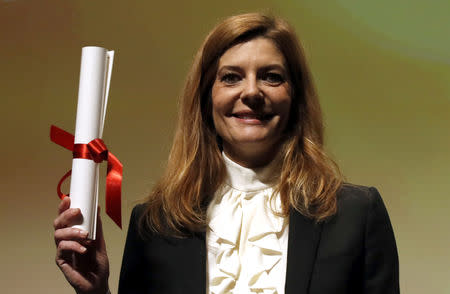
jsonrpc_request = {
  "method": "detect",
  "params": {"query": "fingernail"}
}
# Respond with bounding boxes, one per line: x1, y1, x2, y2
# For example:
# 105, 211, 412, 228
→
79, 230, 88, 237
80, 246, 87, 253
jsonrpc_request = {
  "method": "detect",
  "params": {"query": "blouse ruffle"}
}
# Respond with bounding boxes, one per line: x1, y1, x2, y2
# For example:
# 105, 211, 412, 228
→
207, 154, 288, 294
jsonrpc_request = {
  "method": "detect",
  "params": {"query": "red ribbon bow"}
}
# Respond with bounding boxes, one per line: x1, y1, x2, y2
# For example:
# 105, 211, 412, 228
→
50, 125, 122, 228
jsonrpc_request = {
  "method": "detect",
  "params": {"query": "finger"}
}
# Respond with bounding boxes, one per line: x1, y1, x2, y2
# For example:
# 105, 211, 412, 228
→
55, 257, 87, 289
56, 240, 87, 256
54, 227, 89, 245
58, 196, 71, 215
53, 208, 83, 230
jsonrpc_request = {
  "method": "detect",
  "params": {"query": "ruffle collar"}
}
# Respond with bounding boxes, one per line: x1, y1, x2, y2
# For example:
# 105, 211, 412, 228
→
207, 152, 286, 294
222, 152, 279, 192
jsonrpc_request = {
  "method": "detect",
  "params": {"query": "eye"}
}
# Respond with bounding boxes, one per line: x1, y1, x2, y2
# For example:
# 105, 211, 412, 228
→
220, 73, 241, 85
262, 72, 285, 85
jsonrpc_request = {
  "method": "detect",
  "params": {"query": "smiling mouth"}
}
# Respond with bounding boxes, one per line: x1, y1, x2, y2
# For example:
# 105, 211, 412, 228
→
231, 112, 274, 121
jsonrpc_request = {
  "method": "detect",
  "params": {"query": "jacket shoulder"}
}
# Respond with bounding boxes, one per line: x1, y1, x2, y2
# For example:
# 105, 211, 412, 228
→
335, 183, 384, 214
323, 183, 388, 233
130, 203, 147, 220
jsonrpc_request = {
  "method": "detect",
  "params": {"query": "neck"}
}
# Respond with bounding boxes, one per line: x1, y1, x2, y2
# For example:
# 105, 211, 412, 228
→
222, 151, 278, 191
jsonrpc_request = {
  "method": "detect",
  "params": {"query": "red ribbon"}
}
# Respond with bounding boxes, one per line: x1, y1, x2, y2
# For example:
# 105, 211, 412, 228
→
50, 125, 122, 228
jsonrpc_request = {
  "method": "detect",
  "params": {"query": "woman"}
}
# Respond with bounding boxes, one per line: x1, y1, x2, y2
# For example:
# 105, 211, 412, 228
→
54, 13, 399, 294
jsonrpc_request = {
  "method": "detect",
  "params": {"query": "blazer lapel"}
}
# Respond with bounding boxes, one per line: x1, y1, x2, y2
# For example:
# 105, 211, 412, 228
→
285, 209, 323, 294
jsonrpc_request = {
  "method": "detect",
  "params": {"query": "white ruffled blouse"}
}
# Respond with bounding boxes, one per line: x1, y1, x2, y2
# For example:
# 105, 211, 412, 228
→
206, 153, 289, 294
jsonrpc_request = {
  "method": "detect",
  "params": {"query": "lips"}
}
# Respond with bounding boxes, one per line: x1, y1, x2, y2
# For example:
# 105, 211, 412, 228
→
231, 111, 274, 121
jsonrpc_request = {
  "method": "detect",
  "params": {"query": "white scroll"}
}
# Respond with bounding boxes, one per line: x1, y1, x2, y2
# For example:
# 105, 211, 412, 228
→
69, 46, 114, 240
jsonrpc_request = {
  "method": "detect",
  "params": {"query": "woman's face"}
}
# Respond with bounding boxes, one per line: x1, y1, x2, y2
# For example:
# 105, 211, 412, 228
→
211, 37, 292, 167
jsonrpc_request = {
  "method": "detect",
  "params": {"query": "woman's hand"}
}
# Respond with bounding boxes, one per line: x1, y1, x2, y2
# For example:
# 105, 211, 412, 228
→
54, 197, 110, 294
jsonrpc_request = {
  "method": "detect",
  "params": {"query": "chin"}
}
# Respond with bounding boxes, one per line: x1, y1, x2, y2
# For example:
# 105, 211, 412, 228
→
236, 131, 279, 143
235, 137, 278, 148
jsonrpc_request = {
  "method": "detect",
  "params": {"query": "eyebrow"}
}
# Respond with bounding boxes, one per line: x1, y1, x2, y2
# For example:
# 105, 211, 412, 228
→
217, 64, 287, 74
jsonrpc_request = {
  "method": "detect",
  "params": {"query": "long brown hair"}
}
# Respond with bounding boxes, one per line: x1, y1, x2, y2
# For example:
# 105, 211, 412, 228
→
141, 12, 342, 236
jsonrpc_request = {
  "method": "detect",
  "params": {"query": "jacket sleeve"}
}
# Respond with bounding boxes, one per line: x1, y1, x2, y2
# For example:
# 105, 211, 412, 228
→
364, 187, 400, 294
118, 204, 147, 294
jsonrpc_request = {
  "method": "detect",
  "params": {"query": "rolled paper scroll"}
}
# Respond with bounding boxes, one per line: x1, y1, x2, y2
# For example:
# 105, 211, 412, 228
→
69, 46, 115, 239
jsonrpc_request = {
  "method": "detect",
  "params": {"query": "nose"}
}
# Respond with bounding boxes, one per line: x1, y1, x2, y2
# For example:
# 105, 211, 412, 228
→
241, 76, 264, 108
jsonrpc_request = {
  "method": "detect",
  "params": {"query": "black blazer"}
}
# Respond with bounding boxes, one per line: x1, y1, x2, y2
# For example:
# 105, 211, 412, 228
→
119, 184, 399, 293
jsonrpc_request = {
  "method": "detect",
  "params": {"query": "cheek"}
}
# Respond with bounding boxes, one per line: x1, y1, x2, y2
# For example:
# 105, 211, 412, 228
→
211, 86, 234, 118
211, 107, 228, 141
211, 85, 221, 114
211, 97, 222, 125
274, 95, 293, 133
211, 90, 226, 132
271, 89, 292, 119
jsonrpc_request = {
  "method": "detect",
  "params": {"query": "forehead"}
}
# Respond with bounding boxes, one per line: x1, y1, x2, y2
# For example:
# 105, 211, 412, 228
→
218, 37, 286, 67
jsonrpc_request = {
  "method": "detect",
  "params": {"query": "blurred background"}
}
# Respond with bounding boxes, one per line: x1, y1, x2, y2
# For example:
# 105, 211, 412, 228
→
1, 0, 449, 293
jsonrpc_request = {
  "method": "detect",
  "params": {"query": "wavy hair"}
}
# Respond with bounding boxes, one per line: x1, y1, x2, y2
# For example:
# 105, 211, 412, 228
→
141, 12, 342, 236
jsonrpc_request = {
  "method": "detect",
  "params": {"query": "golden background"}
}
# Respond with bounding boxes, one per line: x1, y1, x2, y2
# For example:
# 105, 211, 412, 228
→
1, 1, 449, 293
